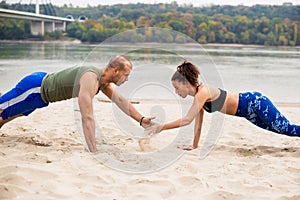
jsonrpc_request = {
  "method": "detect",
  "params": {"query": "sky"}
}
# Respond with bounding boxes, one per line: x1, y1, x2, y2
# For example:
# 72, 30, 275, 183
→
5, 0, 300, 7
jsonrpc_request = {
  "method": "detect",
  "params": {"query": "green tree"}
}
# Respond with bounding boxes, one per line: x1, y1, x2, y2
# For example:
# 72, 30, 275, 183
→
169, 20, 183, 32
265, 32, 277, 46
181, 13, 196, 39
278, 35, 288, 45
66, 21, 86, 39
240, 31, 250, 44
197, 22, 208, 43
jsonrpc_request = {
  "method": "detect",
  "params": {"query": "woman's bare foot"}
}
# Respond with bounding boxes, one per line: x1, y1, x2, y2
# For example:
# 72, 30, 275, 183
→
179, 145, 196, 151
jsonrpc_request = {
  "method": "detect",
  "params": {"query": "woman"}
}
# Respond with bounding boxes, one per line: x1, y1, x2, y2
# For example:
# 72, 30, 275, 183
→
151, 61, 300, 150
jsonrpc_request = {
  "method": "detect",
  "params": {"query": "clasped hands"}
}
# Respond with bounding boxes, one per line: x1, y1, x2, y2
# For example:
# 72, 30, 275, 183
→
143, 121, 163, 137
141, 118, 196, 151
140, 117, 162, 136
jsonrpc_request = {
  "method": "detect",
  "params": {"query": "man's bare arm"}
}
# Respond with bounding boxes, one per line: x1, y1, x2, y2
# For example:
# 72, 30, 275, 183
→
78, 72, 99, 152
102, 84, 153, 127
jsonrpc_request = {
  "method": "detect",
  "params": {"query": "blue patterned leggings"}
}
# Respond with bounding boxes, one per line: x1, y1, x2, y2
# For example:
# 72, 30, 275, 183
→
235, 92, 300, 136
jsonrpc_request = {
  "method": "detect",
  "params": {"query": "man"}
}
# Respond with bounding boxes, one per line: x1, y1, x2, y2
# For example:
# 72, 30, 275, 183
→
0, 55, 153, 152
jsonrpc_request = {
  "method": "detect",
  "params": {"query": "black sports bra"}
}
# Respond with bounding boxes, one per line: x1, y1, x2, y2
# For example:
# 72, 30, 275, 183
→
203, 88, 227, 113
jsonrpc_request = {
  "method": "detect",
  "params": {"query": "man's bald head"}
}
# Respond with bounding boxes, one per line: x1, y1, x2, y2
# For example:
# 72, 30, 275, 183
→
108, 55, 132, 71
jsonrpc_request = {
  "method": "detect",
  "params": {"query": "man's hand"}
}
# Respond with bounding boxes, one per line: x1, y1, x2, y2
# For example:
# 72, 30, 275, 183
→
140, 116, 156, 128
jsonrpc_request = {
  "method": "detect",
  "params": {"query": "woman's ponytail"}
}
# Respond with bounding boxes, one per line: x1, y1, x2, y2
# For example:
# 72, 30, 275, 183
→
172, 61, 200, 87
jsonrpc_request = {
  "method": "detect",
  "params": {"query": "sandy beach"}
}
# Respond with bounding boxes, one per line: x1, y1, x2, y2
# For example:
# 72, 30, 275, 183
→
0, 99, 300, 200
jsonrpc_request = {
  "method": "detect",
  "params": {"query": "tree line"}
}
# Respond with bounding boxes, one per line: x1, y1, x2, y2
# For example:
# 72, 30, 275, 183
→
0, 1, 300, 46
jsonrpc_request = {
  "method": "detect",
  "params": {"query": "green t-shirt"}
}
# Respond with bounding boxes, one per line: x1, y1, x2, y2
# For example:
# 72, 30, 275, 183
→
41, 66, 105, 103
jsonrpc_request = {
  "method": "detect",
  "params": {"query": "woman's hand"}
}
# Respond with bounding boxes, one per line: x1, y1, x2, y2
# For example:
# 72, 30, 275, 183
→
144, 122, 163, 137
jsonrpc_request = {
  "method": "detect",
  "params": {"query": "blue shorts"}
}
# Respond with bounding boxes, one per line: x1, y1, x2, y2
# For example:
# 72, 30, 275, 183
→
0, 72, 49, 120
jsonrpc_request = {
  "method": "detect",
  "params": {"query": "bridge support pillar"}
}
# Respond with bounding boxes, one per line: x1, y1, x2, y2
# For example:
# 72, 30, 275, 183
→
45, 21, 55, 33
31, 20, 67, 36
55, 22, 66, 31
0, 8, 73, 36
31, 20, 44, 36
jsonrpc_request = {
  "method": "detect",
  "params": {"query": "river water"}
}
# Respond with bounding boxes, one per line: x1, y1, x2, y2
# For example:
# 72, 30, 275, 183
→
0, 41, 299, 103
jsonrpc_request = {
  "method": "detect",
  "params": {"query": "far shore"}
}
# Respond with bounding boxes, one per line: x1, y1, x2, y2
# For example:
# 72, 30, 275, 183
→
202, 43, 300, 49
0, 38, 81, 44
0, 39, 299, 49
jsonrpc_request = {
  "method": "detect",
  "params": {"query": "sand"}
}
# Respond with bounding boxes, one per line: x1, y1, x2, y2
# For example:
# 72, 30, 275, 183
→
0, 99, 300, 200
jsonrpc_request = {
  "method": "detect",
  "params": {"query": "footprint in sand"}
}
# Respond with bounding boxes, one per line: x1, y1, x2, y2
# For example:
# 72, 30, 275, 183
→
215, 143, 300, 158
235, 145, 300, 157
178, 176, 202, 186
18, 135, 52, 147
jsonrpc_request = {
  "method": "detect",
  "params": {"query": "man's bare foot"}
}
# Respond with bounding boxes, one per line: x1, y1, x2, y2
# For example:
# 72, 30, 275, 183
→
0, 113, 3, 129
0, 114, 23, 129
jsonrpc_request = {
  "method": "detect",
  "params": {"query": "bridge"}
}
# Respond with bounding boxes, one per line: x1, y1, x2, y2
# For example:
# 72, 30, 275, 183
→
0, 1, 74, 36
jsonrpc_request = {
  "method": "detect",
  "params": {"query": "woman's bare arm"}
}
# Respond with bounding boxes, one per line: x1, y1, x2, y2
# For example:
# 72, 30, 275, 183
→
161, 88, 208, 131
193, 108, 204, 148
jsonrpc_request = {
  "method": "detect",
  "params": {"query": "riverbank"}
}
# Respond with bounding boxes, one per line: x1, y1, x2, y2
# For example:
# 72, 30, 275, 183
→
202, 43, 300, 49
1, 39, 300, 49
0, 38, 81, 44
